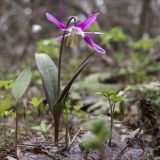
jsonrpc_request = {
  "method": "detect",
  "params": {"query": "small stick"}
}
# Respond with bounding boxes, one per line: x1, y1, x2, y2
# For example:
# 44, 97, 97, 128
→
115, 118, 148, 160
67, 128, 81, 150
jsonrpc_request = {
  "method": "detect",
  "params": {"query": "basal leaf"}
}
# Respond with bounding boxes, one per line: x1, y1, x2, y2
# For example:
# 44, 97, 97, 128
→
12, 68, 32, 102
35, 53, 59, 112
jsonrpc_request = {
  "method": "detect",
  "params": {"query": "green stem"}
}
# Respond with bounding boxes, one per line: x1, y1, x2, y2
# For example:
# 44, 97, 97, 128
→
108, 99, 113, 146
15, 102, 19, 158
57, 17, 76, 96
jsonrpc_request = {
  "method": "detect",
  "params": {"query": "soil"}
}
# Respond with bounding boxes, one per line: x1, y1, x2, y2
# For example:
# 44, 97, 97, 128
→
1, 112, 160, 160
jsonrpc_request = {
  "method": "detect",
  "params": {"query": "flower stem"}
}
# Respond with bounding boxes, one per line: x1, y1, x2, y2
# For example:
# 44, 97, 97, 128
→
57, 17, 76, 96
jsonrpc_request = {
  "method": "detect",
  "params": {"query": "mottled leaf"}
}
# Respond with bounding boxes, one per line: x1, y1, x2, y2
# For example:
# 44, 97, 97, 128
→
35, 53, 59, 112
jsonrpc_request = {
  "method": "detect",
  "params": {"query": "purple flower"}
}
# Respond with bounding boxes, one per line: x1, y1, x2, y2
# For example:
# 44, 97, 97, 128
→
46, 12, 106, 54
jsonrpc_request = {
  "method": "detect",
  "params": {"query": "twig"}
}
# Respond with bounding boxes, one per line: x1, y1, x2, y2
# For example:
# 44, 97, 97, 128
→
67, 128, 81, 150
115, 118, 148, 160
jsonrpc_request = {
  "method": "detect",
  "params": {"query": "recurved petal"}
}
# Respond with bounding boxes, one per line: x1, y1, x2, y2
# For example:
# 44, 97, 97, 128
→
46, 12, 67, 30
83, 32, 103, 36
83, 35, 106, 54
75, 13, 99, 30
55, 35, 68, 41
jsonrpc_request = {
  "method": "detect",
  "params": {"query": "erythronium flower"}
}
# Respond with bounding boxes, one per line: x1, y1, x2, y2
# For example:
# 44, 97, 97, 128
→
46, 12, 106, 54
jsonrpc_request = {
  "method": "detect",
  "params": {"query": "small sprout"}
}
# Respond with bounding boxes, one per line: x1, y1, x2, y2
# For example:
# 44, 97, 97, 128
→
63, 101, 71, 124
32, 121, 52, 138
0, 94, 14, 147
98, 89, 124, 103
0, 80, 14, 90
29, 97, 43, 112
0, 94, 13, 116
98, 89, 124, 146
0, 109, 14, 147
73, 105, 88, 121
30, 97, 43, 108
3, 110, 14, 117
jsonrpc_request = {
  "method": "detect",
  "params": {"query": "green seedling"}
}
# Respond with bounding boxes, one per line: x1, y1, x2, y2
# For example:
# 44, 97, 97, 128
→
11, 67, 32, 158
0, 94, 13, 147
21, 106, 32, 135
98, 90, 124, 146
29, 97, 44, 114
79, 117, 109, 160
0, 80, 14, 90
32, 121, 52, 138
30, 97, 43, 109
0, 94, 13, 115
73, 105, 88, 121
0, 109, 14, 147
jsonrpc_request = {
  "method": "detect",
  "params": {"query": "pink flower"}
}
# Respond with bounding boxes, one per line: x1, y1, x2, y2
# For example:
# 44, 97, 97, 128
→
46, 12, 106, 54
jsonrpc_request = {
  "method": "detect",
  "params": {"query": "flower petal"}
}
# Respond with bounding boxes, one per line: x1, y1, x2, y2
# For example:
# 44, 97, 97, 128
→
83, 32, 103, 36
83, 35, 106, 54
46, 12, 67, 30
75, 13, 99, 30
55, 35, 68, 41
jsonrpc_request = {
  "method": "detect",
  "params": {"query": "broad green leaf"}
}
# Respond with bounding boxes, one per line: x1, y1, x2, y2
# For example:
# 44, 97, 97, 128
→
12, 68, 32, 102
35, 53, 59, 112
0, 94, 13, 117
